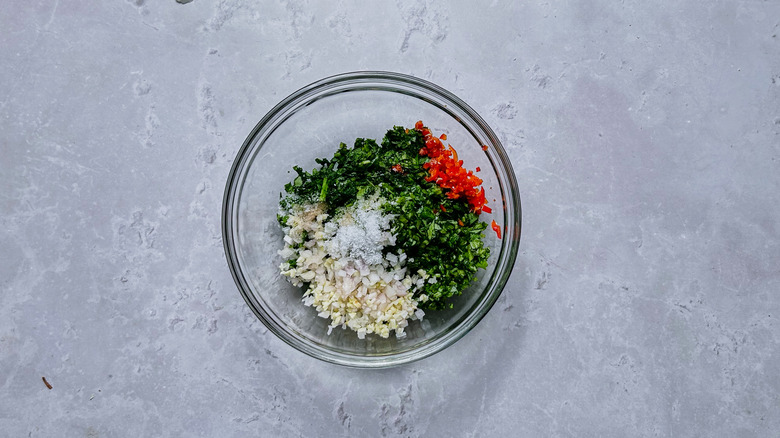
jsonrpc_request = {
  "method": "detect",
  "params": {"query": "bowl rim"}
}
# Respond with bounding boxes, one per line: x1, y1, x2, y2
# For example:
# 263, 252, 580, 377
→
222, 70, 522, 368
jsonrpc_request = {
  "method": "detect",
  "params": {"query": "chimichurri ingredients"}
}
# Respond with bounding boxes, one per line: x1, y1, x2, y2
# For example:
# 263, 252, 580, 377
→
278, 122, 491, 338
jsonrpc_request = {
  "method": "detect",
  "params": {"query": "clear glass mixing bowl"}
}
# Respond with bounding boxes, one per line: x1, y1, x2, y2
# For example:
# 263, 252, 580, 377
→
222, 71, 521, 367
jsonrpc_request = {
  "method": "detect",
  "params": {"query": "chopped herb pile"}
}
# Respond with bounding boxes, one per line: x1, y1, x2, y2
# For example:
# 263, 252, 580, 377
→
279, 123, 490, 311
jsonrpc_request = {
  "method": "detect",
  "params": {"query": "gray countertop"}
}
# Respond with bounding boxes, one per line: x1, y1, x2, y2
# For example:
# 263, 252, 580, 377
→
2, 1, 779, 436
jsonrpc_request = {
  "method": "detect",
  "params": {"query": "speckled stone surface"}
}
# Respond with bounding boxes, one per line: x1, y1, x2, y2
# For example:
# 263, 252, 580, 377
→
2, 1, 779, 436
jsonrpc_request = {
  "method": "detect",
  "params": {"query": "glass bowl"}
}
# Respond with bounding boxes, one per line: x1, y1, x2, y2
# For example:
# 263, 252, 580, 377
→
222, 71, 521, 368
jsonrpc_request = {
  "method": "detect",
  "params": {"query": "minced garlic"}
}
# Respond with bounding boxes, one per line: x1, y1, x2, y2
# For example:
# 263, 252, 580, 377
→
278, 198, 428, 339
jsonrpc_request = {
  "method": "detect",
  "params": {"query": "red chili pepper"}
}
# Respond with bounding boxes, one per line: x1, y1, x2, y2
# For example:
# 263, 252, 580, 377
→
491, 220, 502, 239
415, 121, 490, 215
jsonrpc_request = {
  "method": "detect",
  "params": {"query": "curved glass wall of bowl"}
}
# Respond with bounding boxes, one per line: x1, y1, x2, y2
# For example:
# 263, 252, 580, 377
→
222, 71, 521, 368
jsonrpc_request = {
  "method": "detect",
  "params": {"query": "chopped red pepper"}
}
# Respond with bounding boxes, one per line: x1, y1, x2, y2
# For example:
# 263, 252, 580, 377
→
415, 121, 490, 214
440, 133, 447, 140
491, 220, 502, 239
440, 204, 447, 212
458, 219, 464, 226
476, 166, 481, 172
391, 164, 404, 173
482, 145, 489, 151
